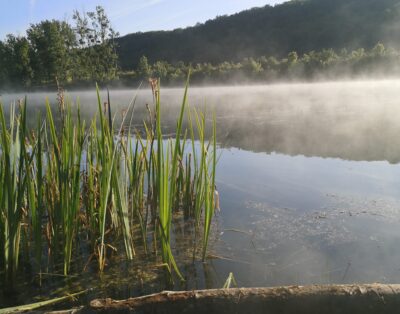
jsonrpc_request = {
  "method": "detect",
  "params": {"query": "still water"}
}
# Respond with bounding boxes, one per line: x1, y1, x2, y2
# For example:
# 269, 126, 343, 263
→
2, 80, 400, 307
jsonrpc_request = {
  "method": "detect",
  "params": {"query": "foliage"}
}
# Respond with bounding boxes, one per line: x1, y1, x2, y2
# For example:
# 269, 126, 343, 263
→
73, 6, 119, 82
3, 0, 400, 88
137, 56, 152, 79
0, 5, 118, 88
27, 20, 76, 84
119, 43, 400, 84
0, 83, 218, 289
116, 0, 400, 69
0, 35, 32, 86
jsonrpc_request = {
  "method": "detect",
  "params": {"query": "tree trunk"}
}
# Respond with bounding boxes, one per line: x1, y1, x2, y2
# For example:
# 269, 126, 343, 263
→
89, 284, 400, 314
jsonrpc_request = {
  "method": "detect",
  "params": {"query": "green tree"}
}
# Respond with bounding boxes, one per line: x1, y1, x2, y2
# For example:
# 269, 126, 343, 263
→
73, 6, 119, 82
27, 20, 76, 83
0, 41, 6, 87
371, 43, 385, 57
288, 51, 298, 65
137, 56, 151, 79
351, 48, 366, 60
243, 57, 263, 76
1, 35, 33, 87
152, 61, 168, 80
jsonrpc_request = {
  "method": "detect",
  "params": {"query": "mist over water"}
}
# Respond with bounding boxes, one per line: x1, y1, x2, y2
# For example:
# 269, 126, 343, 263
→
3, 79, 400, 162
2, 79, 400, 293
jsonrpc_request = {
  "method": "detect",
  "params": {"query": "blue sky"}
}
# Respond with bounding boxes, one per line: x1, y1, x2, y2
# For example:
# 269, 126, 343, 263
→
0, 0, 285, 39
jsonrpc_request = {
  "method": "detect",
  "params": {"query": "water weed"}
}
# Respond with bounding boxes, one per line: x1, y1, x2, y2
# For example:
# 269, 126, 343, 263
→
0, 80, 219, 288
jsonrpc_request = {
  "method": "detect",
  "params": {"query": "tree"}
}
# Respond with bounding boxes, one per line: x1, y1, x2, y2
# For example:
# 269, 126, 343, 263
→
0, 41, 6, 87
0, 5, 120, 87
371, 43, 385, 57
137, 56, 151, 79
243, 57, 263, 76
27, 20, 76, 84
152, 61, 168, 80
0, 35, 33, 87
73, 6, 119, 82
288, 51, 298, 65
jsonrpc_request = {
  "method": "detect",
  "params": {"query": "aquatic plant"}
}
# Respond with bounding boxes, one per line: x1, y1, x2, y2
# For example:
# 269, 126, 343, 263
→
0, 81, 218, 288
45, 99, 85, 275
0, 101, 30, 288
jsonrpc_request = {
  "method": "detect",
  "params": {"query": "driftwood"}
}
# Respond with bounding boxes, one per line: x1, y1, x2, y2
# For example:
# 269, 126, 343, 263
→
89, 284, 400, 314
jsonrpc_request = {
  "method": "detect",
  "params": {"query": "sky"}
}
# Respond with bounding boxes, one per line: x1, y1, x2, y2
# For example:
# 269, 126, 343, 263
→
0, 0, 286, 39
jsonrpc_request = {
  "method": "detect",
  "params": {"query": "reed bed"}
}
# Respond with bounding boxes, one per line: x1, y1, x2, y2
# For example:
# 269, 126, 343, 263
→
0, 80, 218, 289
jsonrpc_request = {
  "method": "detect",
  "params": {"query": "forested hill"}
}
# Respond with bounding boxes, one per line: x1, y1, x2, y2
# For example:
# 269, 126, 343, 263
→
117, 0, 400, 70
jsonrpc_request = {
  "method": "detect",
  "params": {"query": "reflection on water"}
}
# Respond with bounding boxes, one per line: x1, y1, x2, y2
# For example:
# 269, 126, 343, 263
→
215, 149, 400, 287
2, 80, 400, 308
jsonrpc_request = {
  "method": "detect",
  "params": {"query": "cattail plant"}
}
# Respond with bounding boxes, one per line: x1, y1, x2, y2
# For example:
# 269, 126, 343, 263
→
0, 78, 219, 287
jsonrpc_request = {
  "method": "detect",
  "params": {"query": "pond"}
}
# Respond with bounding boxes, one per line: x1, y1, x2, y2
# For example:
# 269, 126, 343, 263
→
2, 79, 400, 309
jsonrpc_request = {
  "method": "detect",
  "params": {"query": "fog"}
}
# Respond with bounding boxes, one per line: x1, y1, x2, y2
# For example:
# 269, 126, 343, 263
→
2, 79, 400, 163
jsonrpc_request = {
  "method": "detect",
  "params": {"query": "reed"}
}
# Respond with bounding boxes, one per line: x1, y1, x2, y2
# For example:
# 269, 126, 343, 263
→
202, 112, 217, 260
155, 81, 185, 280
0, 80, 218, 288
0, 101, 30, 288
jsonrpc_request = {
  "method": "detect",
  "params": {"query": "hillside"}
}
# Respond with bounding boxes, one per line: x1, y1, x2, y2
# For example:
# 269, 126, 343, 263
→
117, 0, 400, 70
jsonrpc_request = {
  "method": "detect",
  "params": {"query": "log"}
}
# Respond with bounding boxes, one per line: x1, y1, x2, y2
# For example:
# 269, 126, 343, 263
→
90, 284, 400, 314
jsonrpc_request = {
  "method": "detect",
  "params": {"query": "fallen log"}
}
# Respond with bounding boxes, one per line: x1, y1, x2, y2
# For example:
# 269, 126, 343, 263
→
90, 284, 400, 314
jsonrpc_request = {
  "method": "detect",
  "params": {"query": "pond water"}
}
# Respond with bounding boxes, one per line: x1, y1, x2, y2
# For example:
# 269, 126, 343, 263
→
2, 79, 400, 308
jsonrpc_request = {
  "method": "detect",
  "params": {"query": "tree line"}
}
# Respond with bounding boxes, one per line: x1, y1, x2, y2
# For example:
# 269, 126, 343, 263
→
122, 43, 400, 84
116, 0, 400, 69
0, 6, 118, 89
2, 3, 400, 90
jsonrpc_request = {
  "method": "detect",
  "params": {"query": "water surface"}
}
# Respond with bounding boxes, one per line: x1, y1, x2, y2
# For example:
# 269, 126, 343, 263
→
2, 80, 400, 308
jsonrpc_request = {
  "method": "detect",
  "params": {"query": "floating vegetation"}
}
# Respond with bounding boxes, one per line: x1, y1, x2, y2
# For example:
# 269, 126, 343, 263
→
0, 79, 218, 291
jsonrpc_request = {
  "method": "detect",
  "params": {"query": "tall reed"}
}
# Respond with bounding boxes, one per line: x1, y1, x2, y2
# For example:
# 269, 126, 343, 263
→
0, 80, 218, 287
0, 101, 31, 288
